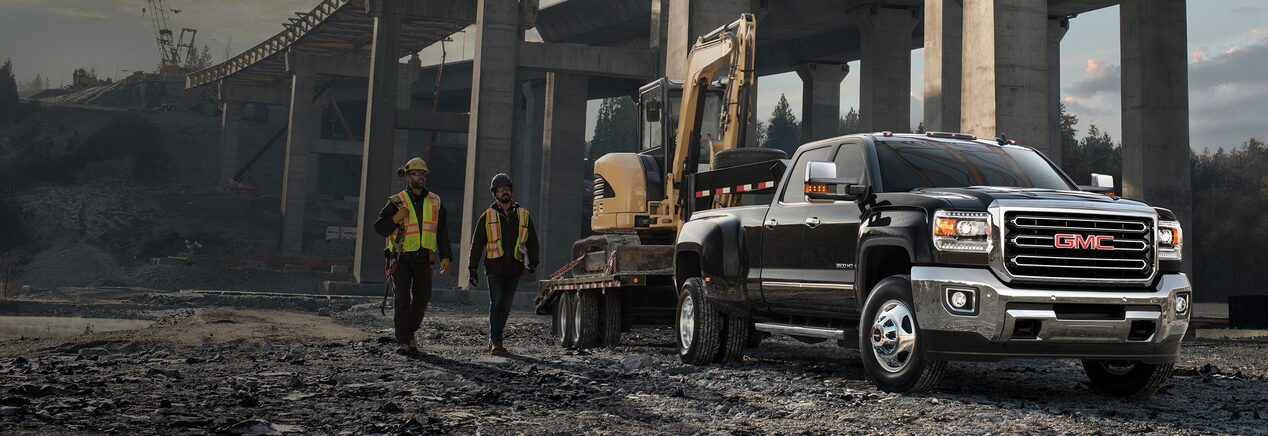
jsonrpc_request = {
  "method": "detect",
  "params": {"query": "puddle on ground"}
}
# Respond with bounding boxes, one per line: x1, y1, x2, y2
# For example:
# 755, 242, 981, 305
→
0, 316, 153, 340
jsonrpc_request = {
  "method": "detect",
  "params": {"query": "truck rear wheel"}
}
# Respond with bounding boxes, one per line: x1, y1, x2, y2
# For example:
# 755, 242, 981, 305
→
859, 275, 946, 394
601, 289, 622, 346
1082, 360, 1174, 399
555, 291, 575, 349
677, 278, 721, 365
574, 290, 603, 349
715, 313, 750, 363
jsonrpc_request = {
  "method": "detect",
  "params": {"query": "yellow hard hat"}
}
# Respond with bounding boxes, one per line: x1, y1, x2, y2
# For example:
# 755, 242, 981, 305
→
397, 157, 429, 177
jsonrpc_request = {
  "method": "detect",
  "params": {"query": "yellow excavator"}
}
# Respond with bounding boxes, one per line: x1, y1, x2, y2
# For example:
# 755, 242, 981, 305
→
536, 14, 787, 349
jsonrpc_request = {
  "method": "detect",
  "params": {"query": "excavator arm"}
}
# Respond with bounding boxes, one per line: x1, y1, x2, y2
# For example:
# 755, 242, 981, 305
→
666, 14, 757, 228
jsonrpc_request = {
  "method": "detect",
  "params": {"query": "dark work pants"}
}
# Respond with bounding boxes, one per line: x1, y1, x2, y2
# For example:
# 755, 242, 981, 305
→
486, 274, 520, 346
392, 259, 432, 345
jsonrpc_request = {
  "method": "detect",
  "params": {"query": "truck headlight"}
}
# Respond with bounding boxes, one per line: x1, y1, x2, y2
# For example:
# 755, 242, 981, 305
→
1158, 220, 1182, 261
933, 210, 991, 253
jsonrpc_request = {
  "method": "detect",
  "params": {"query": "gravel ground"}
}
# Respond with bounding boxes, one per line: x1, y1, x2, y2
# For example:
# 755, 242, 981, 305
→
1, 288, 1266, 435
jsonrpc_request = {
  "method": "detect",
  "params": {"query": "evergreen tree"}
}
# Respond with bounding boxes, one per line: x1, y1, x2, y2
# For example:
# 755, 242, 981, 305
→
752, 119, 767, 148
762, 94, 800, 155
839, 107, 860, 135
588, 96, 638, 161
0, 59, 18, 125
914, 120, 926, 134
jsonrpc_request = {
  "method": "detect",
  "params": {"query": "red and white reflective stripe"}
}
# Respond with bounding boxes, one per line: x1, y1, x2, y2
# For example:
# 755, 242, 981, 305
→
694, 180, 776, 198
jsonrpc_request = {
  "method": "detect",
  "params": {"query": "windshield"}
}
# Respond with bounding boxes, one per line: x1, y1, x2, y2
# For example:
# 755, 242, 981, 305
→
875, 140, 1073, 192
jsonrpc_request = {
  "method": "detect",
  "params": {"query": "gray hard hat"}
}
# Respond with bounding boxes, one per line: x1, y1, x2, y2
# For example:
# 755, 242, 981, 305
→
490, 173, 513, 192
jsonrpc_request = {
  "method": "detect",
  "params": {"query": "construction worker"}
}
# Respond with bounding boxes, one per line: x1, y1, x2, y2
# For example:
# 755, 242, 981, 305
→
468, 173, 540, 356
374, 157, 452, 355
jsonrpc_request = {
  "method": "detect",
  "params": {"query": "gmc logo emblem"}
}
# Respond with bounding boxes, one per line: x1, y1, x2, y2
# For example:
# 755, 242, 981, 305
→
1054, 234, 1114, 250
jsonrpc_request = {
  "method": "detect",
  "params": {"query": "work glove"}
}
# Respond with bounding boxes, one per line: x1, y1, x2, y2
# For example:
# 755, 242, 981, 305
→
468, 270, 479, 288
391, 207, 409, 225
438, 259, 450, 274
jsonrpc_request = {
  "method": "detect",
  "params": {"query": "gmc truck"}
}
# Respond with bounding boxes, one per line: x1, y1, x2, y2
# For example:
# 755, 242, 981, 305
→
673, 132, 1191, 398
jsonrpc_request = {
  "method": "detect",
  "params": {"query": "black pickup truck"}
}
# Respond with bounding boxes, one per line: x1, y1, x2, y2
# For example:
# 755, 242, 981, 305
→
672, 132, 1191, 398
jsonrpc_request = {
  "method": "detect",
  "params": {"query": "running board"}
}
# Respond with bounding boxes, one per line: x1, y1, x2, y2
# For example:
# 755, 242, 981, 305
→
753, 322, 845, 339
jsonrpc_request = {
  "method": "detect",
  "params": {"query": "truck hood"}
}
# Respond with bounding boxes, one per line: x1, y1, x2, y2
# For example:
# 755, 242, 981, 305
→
909, 187, 1156, 212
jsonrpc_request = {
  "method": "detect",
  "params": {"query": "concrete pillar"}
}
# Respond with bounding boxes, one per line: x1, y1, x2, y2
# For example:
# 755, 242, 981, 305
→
538, 72, 587, 280
796, 62, 848, 142
353, 12, 402, 283
280, 70, 319, 253
514, 79, 546, 213
1047, 18, 1069, 164
665, 0, 750, 80
458, 0, 522, 289
923, 0, 962, 133
852, 7, 920, 132
218, 101, 244, 188
960, 0, 1048, 146
1120, 0, 1191, 272
650, 0, 670, 76
393, 55, 421, 173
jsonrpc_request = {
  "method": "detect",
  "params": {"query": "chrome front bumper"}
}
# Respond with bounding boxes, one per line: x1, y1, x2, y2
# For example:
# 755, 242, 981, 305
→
911, 266, 1191, 363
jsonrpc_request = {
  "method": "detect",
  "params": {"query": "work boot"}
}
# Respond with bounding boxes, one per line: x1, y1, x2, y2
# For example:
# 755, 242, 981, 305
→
395, 344, 411, 355
490, 344, 509, 357
408, 338, 419, 353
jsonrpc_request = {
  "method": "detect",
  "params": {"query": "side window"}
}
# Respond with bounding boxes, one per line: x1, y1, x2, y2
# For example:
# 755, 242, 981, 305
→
834, 142, 867, 183
780, 146, 836, 204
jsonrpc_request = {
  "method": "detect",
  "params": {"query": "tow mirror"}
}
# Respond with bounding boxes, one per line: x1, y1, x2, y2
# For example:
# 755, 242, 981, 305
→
1080, 172, 1115, 196
645, 100, 661, 123
804, 161, 866, 202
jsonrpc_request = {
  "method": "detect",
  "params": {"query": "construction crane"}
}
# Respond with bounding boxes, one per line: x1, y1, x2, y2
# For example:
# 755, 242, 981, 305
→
143, 0, 197, 72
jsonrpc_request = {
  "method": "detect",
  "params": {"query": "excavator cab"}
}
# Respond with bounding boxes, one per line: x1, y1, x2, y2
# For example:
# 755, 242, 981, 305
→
638, 78, 725, 170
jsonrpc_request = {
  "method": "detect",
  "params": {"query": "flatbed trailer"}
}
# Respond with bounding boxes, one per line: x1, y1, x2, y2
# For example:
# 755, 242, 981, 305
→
535, 158, 786, 349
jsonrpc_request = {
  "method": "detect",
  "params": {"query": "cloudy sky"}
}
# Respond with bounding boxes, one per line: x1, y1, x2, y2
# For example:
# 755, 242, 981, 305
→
1, 0, 1264, 151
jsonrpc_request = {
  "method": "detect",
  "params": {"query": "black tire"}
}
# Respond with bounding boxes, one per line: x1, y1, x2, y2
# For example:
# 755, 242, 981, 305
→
555, 291, 575, 349
715, 313, 750, 363
1082, 360, 1175, 399
714, 148, 788, 169
600, 289, 622, 346
574, 290, 603, 349
858, 275, 946, 394
677, 278, 722, 365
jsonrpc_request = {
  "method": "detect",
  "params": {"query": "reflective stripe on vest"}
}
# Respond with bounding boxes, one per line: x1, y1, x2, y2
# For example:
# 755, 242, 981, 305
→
485, 207, 530, 261
386, 191, 440, 253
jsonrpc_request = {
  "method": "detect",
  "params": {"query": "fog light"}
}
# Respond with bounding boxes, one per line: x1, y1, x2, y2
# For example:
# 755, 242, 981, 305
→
1175, 293, 1190, 315
945, 287, 977, 315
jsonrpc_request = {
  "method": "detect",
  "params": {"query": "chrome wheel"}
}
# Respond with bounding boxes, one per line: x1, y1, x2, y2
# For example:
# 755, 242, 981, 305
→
555, 297, 567, 339
1099, 360, 1137, 376
870, 299, 917, 373
679, 294, 696, 351
572, 293, 582, 342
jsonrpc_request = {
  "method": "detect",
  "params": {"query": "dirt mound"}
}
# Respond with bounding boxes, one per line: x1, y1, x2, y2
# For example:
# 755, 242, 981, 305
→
20, 243, 122, 288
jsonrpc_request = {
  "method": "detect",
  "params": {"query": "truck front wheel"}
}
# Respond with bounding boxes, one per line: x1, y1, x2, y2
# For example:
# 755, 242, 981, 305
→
859, 275, 946, 394
677, 278, 722, 365
1082, 360, 1174, 399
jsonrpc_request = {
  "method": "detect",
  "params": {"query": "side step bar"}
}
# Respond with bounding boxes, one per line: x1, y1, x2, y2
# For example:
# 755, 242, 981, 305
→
753, 322, 846, 339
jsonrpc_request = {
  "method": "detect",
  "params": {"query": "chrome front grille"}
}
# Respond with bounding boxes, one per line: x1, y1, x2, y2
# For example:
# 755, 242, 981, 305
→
1002, 211, 1155, 283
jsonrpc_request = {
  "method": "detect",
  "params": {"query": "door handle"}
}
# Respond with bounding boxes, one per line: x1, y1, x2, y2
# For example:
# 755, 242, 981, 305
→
765, 219, 777, 229
804, 217, 820, 228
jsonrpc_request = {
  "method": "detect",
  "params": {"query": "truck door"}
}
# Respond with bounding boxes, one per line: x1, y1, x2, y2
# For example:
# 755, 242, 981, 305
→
759, 145, 836, 313
800, 141, 868, 317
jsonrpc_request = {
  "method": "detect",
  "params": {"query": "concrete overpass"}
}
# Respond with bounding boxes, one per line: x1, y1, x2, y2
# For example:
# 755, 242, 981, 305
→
191, 0, 1193, 286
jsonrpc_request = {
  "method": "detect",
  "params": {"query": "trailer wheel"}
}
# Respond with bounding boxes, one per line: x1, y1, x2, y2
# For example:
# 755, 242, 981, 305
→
859, 275, 946, 394
1082, 360, 1174, 399
601, 289, 622, 346
677, 278, 722, 365
555, 291, 575, 349
715, 313, 750, 363
574, 290, 603, 349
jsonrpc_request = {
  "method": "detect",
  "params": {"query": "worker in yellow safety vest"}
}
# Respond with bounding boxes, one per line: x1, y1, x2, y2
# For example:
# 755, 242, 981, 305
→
467, 173, 540, 356
374, 157, 452, 356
